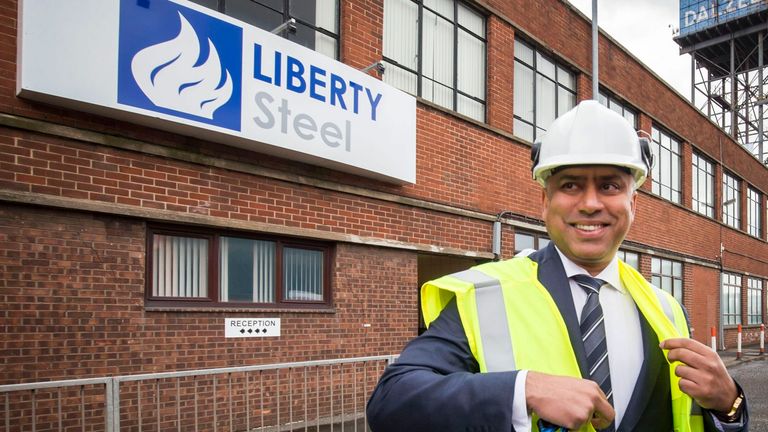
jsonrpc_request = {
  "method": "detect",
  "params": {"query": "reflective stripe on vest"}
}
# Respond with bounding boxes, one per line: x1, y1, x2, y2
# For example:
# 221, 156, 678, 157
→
451, 269, 516, 371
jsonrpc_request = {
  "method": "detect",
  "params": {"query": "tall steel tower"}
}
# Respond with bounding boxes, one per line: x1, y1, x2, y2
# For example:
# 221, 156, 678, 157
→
674, 0, 768, 165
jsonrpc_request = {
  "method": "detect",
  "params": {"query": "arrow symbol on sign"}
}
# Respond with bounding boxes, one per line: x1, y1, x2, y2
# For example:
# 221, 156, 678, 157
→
262, 328, 267, 333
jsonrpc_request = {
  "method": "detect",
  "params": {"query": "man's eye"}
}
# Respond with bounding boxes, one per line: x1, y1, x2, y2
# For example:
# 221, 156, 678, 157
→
561, 182, 577, 190
602, 183, 620, 191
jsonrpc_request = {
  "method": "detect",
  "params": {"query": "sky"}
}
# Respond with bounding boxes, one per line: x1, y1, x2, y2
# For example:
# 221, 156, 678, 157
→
566, 0, 692, 100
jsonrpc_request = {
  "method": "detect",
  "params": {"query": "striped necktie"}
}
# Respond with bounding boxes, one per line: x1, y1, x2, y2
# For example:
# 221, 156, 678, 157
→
572, 274, 614, 411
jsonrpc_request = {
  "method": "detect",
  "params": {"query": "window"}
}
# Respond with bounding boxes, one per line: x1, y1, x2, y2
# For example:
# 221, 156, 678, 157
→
190, 0, 340, 59
148, 226, 331, 308
650, 126, 682, 204
598, 90, 637, 127
748, 187, 762, 238
514, 39, 576, 142
721, 273, 742, 326
747, 278, 763, 325
383, 0, 487, 121
722, 171, 741, 230
514, 231, 549, 254
617, 250, 639, 270
691, 152, 715, 218
651, 257, 683, 304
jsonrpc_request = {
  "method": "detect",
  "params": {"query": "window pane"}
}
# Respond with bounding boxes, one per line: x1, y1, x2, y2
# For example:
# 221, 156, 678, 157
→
457, 3, 484, 36
383, 62, 418, 95
457, 30, 485, 100
421, 10, 454, 87
557, 66, 574, 88
537, 52, 555, 79
424, 0, 453, 19
421, 77, 453, 109
226, 0, 283, 32
557, 86, 575, 116
384, 0, 419, 69
538, 237, 550, 249
536, 76, 556, 129
513, 118, 534, 142
220, 237, 275, 302
188, 0, 219, 10
153, 234, 209, 298
458, 94, 484, 122
284, 247, 324, 301
515, 39, 534, 64
514, 62, 534, 122
514, 233, 535, 252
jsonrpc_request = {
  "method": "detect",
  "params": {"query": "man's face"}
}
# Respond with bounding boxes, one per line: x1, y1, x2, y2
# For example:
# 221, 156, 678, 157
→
542, 165, 637, 275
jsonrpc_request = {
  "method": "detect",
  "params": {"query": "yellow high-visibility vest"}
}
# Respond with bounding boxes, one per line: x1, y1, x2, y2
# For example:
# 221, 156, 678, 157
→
421, 257, 703, 432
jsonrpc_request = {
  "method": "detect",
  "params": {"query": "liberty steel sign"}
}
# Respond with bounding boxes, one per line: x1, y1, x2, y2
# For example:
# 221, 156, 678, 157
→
18, 0, 416, 183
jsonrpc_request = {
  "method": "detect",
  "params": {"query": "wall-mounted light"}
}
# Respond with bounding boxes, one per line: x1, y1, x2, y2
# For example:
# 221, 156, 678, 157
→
271, 18, 297, 34
492, 211, 514, 260
360, 61, 386, 75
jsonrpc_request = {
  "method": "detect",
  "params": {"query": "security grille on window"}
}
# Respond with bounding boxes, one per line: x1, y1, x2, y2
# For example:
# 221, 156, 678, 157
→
149, 227, 330, 308
383, 0, 487, 121
722, 171, 741, 230
691, 152, 715, 218
598, 90, 637, 128
190, 0, 339, 59
747, 187, 762, 238
747, 278, 763, 325
651, 257, 683, 304
650, 126, 681, 204
513, 39, 576, 142
617, 250, 639, 270
721, 273, 742, 326
513, 231, 549, 254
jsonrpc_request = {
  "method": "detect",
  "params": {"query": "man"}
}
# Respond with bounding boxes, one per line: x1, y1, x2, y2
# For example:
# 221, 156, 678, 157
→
366, 101, 747, 431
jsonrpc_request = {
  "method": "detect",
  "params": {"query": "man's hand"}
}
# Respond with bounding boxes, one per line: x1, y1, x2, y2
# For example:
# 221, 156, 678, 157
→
526, 371, 615, 430
660, 338, 738, 412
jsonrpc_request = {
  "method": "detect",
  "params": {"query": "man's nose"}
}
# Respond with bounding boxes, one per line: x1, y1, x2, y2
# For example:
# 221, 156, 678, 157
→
579, 184, 604, 213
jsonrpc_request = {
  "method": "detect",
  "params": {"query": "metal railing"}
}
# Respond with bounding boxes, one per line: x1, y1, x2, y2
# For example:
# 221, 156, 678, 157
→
0, 355, 398, 432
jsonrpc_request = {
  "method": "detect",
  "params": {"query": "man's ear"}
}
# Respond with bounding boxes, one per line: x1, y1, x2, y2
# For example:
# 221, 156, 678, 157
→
630, 191, 638, 219
541, 188, 549, 220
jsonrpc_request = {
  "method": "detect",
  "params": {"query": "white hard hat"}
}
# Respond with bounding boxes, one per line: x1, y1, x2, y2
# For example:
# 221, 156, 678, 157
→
531, 100, 654, 188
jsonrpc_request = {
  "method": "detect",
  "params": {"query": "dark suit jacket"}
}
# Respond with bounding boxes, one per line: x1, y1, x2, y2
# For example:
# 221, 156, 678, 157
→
366, 244, 748, 431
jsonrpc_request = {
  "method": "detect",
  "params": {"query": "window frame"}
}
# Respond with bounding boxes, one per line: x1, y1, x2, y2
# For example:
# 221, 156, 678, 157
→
617, 250, 639, 270
650, 125, 682, 204
513, 38, 576, 142
146, 225, 333, 309
721, 273, 742, 326
691, 151, 715, 218
597, 90, 637, 129
651, 257, 684, 305
382, 0, 488, 121
513, 230, 550, 254
747, 186, 762, 238
189, 0, 341, 59
747, 277, 763, 325
722, 171, 741, 230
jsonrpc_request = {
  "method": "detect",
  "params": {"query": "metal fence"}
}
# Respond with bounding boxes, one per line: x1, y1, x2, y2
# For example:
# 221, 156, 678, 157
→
0, 355, 397, 432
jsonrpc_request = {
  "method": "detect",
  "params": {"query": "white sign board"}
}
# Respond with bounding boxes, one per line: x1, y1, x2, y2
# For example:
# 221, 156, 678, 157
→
17, 0, 416, 184
225, 318, 281, 338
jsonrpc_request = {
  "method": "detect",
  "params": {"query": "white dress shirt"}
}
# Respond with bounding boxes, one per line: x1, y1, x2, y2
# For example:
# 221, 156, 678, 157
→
511, 248, 642, 430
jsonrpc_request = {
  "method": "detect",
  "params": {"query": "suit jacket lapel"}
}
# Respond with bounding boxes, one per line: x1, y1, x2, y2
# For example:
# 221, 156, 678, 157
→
617, 309, 663, 432
529, 243, 589, 378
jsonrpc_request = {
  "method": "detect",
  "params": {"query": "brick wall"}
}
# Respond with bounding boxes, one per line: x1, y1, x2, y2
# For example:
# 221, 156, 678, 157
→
0, 204, 417, 384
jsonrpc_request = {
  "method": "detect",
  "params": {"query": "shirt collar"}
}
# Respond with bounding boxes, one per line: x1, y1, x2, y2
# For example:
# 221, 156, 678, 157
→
554, 246, 625, 294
